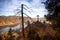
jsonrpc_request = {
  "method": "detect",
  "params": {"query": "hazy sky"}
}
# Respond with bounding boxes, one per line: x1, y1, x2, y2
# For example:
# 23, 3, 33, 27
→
0, 0, 48, 18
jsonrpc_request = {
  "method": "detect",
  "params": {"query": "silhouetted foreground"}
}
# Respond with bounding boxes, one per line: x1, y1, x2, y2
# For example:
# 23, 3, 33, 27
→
0, 21, 60, 40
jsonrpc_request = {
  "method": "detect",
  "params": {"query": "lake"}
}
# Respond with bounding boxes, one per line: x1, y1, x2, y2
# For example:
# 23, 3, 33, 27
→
0, 22, 28, 34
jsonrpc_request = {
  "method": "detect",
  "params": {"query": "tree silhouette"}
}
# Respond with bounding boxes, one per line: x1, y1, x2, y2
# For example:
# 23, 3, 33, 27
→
8, 28, 14, 40
44, 0, 60, 28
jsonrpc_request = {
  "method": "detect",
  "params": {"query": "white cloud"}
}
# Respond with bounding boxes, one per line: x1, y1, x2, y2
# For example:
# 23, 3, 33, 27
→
32, 0, 41, 4
1, 0, 47, 17
30, 0, 41, 8
30, 7, 47, 17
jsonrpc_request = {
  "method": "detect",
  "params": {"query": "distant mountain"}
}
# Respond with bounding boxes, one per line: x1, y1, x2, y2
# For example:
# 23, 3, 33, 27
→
32, 18, 46, 22
0, 16, 46, 28
0, 16, 21, 27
